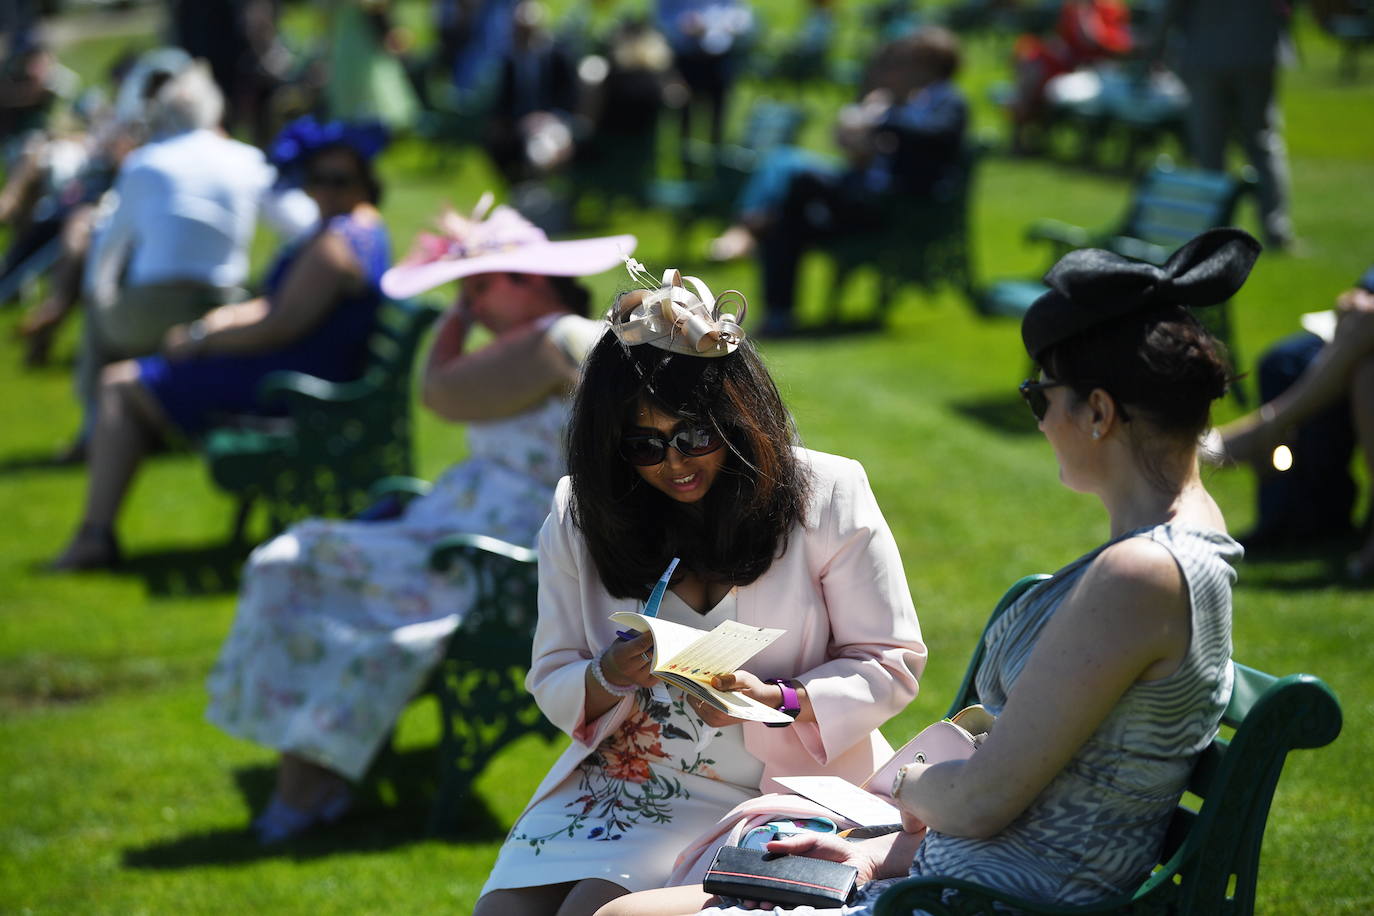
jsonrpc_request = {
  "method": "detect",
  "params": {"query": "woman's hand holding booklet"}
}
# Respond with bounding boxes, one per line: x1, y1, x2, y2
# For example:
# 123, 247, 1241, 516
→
609, 611, 793, 723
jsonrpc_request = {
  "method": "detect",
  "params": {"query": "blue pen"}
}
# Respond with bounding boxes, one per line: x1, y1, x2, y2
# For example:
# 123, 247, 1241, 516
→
618, 558, 679, 705
617, 556, 680, 641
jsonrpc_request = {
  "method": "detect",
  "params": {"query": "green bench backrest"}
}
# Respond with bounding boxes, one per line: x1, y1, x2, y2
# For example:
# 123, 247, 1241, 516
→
253, 297, 441, 524
1119, 162, 1252, 255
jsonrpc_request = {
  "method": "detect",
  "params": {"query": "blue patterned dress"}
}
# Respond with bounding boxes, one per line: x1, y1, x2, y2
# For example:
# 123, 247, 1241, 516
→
137, 212, 390, 436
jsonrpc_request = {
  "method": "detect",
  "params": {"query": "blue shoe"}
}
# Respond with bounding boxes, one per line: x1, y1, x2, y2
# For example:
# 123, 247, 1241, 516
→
252, 789, 353, 845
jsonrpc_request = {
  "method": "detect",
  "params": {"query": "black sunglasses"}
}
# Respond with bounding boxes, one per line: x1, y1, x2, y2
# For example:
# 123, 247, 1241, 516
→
1018, 378, 1069, 422
621, 425, 725, 466
304, 169, 358, 189
1019, 378, 1132, 423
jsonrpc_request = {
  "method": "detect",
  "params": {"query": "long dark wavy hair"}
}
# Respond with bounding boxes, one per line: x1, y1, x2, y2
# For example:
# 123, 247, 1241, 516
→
567, 330, 810, 600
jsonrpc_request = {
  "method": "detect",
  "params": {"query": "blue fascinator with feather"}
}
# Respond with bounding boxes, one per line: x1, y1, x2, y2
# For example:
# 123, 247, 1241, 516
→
268, 115, 389, 185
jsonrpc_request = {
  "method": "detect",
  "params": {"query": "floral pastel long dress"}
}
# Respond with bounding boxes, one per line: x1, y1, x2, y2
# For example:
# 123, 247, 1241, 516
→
205, 314, 602, 781
482, 590, 766, 894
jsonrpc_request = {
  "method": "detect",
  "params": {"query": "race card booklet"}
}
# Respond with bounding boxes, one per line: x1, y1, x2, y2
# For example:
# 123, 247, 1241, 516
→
609, 611, 792, 723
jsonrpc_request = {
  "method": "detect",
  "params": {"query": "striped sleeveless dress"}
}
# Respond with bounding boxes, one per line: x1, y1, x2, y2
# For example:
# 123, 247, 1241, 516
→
900, 523, 1241, 906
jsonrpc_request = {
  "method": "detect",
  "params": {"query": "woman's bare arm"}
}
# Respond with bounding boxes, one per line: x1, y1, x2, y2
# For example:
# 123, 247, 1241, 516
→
896, 538, 1192, 838
422, 318, 580, 422
166, 228, 365, 359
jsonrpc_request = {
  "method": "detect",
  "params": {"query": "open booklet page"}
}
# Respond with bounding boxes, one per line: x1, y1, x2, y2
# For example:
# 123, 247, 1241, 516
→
609, 611, 792, 724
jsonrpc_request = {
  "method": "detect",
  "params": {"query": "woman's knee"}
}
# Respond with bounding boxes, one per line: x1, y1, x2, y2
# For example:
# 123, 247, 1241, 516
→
560, 878, 630, 915
61, 203, 95, 251
100, 359, 141, 389
472, 883, 575, 916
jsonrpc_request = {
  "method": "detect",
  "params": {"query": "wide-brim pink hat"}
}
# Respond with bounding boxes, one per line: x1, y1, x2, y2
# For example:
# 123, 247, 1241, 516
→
381, 194, 636, 300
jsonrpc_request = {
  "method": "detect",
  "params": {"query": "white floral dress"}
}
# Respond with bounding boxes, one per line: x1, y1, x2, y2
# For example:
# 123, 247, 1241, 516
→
482, 590, 765, 894
205, 314, 602, 781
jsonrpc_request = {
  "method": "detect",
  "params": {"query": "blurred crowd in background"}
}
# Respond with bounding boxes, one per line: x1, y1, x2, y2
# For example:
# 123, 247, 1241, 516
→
2, 0, 1371, 569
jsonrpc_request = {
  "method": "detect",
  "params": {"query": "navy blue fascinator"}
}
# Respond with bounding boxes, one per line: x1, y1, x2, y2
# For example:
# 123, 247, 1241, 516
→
1022, 227, 1262, 362
269, 115, 389, 183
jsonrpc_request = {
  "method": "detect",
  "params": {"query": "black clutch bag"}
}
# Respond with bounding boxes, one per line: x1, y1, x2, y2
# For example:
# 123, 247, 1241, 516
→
703, 845, 859, 908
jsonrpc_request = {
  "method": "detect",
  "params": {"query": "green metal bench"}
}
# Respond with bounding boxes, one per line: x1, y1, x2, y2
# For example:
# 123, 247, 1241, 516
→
812, 142, 986, 325
423, 531, 557, 834
1317, 0, 1374, 79
646, 99, 809, 230
976, 159, 1254, 395
201, 297, 441, 543
978, 159, 1254, 321
871, 574, 1344, 916
352, 478, 556, 835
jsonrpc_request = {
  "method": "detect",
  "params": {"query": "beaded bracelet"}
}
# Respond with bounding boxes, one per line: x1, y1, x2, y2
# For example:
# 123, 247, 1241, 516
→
589, 647, 639, 697
890, 763, 912, 801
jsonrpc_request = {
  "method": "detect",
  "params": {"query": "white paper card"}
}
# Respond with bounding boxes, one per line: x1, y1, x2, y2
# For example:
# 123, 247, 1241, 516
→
1300, 310, 1337, 344
773, 776, 902, 827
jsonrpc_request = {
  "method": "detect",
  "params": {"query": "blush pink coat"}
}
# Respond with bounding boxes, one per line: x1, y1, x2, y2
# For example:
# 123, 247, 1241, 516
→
517, 449, 927, 882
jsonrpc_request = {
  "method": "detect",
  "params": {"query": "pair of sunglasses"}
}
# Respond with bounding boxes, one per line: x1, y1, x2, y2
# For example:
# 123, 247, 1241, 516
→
1018, 379, 1068, 422
304, 170, 358, 189
1019, 378, 1132, 423
621, 426, 725, 466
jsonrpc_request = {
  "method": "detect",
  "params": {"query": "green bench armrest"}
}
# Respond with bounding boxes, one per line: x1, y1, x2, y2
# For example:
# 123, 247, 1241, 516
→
429, 533, 538, 572
368, 475, 433, 503
257, 368, 387, 408
1024, 218, 1098, 251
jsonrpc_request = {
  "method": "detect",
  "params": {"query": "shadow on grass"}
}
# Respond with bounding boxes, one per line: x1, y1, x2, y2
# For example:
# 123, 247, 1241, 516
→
0, 439, 190, 476
123, 750, 509, 869
116, 540, 252, 597
29, 539, 253, 596
949, 392, 1040, 436
1235, 530, 1373, 592
0, 447, 79, 474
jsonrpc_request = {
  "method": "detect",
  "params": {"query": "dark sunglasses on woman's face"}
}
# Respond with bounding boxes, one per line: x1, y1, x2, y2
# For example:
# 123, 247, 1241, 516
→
304, 169, 357, 190
621, 426, 725, 466
1019, 378, 1068, 422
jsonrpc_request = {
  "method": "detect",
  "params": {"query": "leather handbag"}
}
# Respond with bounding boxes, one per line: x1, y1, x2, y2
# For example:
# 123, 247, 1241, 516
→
862, 704, 995, 800
703, 844, 859, 908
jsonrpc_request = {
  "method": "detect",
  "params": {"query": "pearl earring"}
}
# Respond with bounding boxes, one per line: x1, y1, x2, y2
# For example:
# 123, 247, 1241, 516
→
1092, 429, 1101, 440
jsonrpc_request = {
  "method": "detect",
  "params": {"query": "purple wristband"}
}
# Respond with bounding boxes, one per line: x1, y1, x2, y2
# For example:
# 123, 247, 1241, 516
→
764, 677, 801, 727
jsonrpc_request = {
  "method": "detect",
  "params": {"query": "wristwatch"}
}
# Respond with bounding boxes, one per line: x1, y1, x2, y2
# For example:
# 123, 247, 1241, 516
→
763, 678, 801, 728
185, 319, 210, 353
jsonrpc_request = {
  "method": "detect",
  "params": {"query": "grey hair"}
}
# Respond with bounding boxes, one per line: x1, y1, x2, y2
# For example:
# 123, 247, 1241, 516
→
146, 60, 223, 135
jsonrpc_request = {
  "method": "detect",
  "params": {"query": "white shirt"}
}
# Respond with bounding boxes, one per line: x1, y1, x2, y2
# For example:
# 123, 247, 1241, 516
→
84, 128, 313, 304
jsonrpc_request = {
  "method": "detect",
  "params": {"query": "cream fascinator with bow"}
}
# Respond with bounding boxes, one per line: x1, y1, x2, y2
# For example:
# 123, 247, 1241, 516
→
609, 260, 748, 358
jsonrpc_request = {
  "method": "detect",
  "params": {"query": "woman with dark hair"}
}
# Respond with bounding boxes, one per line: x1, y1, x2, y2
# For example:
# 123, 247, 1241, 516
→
600, 228, 1258, 916
475, 268, 926, 916
51, 116, 390, 570
201, 199, 637, 844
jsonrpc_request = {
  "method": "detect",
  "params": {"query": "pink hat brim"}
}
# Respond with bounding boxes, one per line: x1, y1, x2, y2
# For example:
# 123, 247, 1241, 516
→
380, 234, 637, 300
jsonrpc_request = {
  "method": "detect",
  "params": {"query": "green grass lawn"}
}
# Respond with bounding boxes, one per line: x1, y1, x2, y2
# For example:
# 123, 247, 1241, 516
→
2, 3, 1372, 913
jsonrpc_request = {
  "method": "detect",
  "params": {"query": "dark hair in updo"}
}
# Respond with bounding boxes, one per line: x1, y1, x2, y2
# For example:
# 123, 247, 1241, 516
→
1040, 304, 1231, 444
567, 328, 809, 600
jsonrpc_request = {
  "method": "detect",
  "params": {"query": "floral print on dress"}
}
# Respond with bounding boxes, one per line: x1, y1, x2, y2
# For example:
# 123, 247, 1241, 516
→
512, 689, 727, 853
206, 398, 579, 783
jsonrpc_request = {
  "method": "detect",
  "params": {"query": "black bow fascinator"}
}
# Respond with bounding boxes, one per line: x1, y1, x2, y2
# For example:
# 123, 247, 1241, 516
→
1022, 227, 1262, 362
